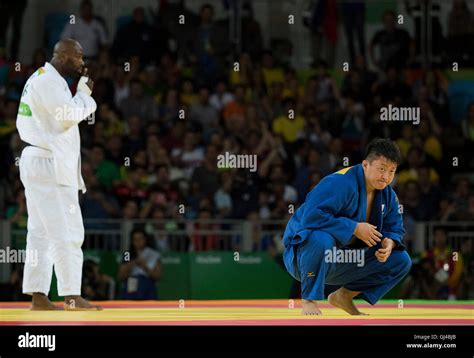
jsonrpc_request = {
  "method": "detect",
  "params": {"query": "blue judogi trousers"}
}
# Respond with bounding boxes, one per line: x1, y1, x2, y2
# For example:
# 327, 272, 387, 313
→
283, 230, 412, 304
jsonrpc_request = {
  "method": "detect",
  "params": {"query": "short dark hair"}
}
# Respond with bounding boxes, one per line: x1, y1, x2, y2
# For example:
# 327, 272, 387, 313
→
365, 138, 402, 165
383, 10, 396, 19
200, 3, 214, 13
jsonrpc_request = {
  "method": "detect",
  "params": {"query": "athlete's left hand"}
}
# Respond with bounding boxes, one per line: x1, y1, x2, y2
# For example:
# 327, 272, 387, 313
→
375, 238, 396, 263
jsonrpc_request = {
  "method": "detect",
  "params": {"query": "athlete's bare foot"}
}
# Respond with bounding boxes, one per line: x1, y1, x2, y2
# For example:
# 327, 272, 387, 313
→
328, 287, 368, 315
301, 299, 322, 315
31, 293, 61, 311
64, 296, 103, 311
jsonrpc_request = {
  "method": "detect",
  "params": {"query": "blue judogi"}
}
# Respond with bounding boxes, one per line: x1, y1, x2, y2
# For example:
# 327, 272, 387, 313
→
283, 164, 412, 304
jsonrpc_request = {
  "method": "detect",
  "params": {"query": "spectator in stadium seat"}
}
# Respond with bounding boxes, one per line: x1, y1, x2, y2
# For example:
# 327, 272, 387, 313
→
82, 258, 115, 300
294, 148, 322, 203
189, 85, 219, 132
458, 239, 474, 299
5, 188, 27, 230
60, 0, 108, 60
261, 50, 285, 90
87, 143, 121, 190
113, 168, 148, 206
80, 176, 120, 223
341, 1, 365, 65
223, 85, 248, 133
120, 79, 159, 122
418, 166, 443, 217
97, 103, 124, 139
422, 228, 464, 299
158, 87, 181, 131
396, 124, 414, 159
270, 178, 298, 208
396, 146, 439, 185
453, 194, 474, 221
150, 165, 179, 205
124, 115, 146, 154
272, 97, 305, 143
258, 190, 271, 220
153, 0, 198, 65
209, 79, 234, 112
214, 171, 233, 219
111, 7, 155, 65
229, 52, 254, 87
373, 66, 412, 105
231, 169, 260, 219
146, 206, 171, 253
142, 66, 160, 99
305, 0, 338, 67
191, 144, 220, 200
268, 81, 285, 118
448, 177, 472, 219
403, 180, 434, 221
241, 1, 264, 60
190, 3, 228, 87
172, 131, 204, 179
461, 103, 474, 168
436, 198, 457, 222
308, 116, 332, 152
418, 116, 442, 162
342, 55, 378, 103
319, 137, 344, 174
161, 118, 185, 153
340, 92, 365, 143
446, 0, 474, 65
191, 209, 220, 251
416, 70, 449, 125
119, 228, 161, 299
0, 0, 27, 60
113, 68, 130, 108
156, 52, 180, 89
122, 200, 139, 220
400, 257, 439, 299
24, 48, 47, 78
180, 78, 199, 106
369, 10, 414, 71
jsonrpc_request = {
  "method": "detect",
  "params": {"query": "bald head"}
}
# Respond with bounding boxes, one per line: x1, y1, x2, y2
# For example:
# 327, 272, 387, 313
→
51, 39, 85, 78
53, 39, 83, 58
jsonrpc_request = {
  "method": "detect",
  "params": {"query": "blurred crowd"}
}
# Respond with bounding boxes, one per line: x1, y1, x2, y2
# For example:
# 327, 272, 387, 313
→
0, 0, 473, 300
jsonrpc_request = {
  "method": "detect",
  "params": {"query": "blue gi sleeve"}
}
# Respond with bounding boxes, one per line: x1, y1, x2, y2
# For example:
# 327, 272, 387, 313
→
299, 176, 358, 246
381, 188, 406, 248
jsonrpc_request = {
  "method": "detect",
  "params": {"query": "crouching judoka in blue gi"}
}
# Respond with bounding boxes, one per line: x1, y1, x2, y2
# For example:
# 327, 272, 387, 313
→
283, 139, 412, 315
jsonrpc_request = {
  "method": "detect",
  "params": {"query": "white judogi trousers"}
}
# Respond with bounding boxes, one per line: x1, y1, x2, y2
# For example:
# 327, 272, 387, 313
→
19, 146, 84, 296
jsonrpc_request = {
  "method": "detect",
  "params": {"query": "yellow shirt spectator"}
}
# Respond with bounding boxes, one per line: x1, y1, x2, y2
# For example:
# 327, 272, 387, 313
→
262, 67, 285, 89
396, 138, 411, 158
424, 136, 442, 161
397, 167, 440, 185
272, 115, 305, 143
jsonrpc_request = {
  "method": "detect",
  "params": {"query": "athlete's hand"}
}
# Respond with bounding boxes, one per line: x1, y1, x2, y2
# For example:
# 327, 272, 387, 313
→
375, 238, 396, 262
354, 223, 382, 247
82, 67, 94, 92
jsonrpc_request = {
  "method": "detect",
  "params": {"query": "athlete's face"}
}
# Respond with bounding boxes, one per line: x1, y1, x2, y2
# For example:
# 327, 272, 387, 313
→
62, 44, 85, 78
363, 156, 397, 191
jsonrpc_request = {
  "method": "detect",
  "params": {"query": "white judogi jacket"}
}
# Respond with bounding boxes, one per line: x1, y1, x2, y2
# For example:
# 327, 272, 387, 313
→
16, 62, 96, 193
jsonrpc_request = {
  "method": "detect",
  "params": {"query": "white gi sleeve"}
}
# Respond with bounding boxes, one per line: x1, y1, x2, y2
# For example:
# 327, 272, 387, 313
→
31, 79, 97, 129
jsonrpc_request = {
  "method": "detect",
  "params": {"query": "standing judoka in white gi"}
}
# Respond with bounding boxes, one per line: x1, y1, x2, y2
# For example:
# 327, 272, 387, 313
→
17, 39, 102, 310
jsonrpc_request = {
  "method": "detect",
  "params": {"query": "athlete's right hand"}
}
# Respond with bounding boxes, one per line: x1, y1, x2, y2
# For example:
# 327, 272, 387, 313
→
354, 223, 382, 247
82, 67, 94, 92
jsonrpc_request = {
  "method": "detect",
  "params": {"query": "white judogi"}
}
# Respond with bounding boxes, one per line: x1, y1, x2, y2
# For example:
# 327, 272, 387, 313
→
17, 62, 96, 296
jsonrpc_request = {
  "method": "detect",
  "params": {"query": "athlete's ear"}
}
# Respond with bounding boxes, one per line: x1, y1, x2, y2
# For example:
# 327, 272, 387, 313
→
362, 159, 368, 169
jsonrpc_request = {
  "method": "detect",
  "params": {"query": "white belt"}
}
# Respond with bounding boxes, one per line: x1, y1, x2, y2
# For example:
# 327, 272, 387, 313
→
22, 146, 53, 159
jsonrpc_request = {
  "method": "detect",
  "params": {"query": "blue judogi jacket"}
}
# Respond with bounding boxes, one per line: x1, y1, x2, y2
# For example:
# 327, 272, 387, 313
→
283, 164, 406, 250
